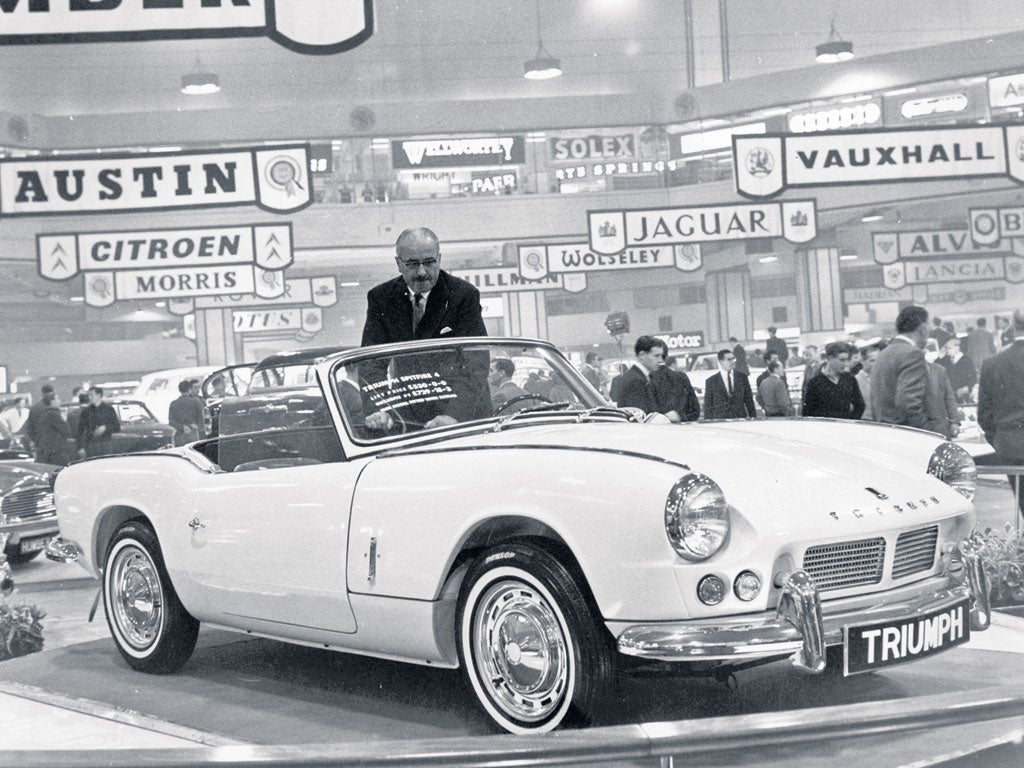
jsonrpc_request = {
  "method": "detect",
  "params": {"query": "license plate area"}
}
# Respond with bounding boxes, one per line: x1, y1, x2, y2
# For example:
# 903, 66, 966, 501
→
843, 597, 971, 676
19, 536, 53, 554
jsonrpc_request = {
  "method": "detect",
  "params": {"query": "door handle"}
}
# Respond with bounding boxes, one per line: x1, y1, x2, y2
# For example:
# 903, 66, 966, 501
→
188, 517, 205, 532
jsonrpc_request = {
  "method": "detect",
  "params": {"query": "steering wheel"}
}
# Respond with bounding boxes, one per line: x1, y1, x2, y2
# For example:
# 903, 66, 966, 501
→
494, 393, 552, 415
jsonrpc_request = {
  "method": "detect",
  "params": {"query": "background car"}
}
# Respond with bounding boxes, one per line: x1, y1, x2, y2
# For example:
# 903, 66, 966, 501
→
1, 461, 58, 564
51, 338, 989, 734
131, 365, 220, 423
60, 398, 175, 463
686, 350, 805, 408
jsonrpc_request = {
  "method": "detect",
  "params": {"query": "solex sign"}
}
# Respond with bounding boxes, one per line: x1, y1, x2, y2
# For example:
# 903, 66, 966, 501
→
0, 0, 373, 55
732, 125, 1024, 199
37, 223, 293, 306
0, 145, 313, 217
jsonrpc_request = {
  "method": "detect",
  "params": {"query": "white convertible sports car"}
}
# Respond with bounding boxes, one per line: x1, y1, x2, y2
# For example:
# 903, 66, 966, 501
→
49, 337, 990, 734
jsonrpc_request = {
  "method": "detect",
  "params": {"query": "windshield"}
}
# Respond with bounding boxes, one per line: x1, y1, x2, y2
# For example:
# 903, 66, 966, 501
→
249, 363, 317, 392
114, 402, 156, 425
332, 341, 605, 443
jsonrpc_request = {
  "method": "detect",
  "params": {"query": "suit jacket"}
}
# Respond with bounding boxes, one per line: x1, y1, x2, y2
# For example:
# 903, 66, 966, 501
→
924, 362, 959, 439
704, 370, 755, 419
361, 270, 486, 346
613, 365, 656, 413
732, 344, 749, 375
869, 338, 928, 429
978, 341, 1024, 452
652, 367, 700, 422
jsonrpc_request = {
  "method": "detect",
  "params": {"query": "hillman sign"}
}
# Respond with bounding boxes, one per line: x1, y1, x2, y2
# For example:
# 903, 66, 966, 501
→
37, 223, 292, 307
517, 241, 702, 280
0, 0, 373, 55
733, 125, 1024, 198
0, 145, 312, 216
586, 200, 817, 256
450, 266, 587, 294
872, 228, 1005, 264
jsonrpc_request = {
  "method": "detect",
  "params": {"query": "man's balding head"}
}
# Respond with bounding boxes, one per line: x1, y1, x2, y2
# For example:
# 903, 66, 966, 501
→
394, 227, 442, 292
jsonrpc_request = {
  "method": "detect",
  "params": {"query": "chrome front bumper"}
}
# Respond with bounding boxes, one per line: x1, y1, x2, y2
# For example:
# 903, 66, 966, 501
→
45, 536, 83, 564
616, 541, 991, 673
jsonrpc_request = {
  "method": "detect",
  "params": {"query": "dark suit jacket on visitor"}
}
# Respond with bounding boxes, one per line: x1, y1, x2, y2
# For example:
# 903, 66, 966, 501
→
613, 365, 656, 413
361, 270, 487, 346
869, 338, 928, 429
703, 371, 755, 419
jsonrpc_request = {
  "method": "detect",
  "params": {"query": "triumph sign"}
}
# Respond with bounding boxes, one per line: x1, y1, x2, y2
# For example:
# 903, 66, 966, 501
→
0, 0, 373, 55
37, 223, 292, 307
733, 125, 1024, 199
0, 145, 313, 216
586, 200, 817, 256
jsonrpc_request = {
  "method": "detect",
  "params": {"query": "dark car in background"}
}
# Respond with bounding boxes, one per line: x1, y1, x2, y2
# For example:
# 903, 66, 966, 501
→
0, 460, 58, 564
60, 398, 175, 463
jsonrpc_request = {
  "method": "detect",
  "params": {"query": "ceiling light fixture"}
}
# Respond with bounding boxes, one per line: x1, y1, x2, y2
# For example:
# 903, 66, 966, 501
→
839, 253, 859, 261
860, 209, 885, 223
181, 58, 220, 95
815, 19, 854, 63
524, 0, 562, 80
758, 255, 779, 264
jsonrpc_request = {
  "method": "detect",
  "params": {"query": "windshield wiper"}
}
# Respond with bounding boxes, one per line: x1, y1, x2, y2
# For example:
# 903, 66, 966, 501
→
492, 401, 575, 432
574, 406, 640, 423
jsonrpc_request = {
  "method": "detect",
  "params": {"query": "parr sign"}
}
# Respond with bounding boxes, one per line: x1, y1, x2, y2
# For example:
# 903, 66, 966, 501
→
0, 0, 373, 55
733, 125, 1024, 199
517, 242, 702, 280
587, 200, 816, 256
0, 145, 312, 216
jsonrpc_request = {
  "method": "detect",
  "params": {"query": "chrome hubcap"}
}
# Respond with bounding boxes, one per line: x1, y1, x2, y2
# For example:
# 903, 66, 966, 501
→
472, 579, 569, 723
109, 545, 163, 650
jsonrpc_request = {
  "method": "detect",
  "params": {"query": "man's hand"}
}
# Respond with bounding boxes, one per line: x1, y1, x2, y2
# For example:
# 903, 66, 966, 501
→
424, 415, 457, 429
664, 409, 681, 423
94, 425, 106, 436
365, 411, 394, 431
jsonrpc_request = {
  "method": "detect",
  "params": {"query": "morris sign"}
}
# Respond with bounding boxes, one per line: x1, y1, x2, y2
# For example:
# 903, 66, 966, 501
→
0, 0, 374, 54
0, 145, 312, 216
733, 125, 1024, 199
37, 223, 292, 307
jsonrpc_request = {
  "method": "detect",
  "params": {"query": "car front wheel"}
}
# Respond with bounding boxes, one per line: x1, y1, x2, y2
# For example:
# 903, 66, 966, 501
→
456, 543, 616, 733
103, 521, 199, 673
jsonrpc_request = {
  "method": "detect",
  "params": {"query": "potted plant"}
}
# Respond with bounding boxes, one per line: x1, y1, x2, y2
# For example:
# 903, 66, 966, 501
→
973, 523, 1024, 616
0, 533, 45, 660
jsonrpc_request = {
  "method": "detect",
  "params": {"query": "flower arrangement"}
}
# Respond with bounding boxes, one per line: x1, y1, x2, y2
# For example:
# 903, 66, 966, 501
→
0, 603, 45, 660
973, 523, 1024, 607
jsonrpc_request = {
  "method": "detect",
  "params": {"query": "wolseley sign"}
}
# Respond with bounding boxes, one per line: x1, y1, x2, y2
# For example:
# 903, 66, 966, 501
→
518, 242, 702, 280
586, 200, 817, 256
0, 0, 373, 55
969, 206, 1024, 245
871, 229, 1005, 264
732, 125, 1024, 199
0, 145, 312, 216
38, 223, 292, 307
450, 266, 587, 294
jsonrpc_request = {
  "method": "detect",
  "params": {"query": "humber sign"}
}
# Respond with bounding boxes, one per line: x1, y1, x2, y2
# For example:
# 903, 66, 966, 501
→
0, 0, 373, 54
733, 125, 1024, 198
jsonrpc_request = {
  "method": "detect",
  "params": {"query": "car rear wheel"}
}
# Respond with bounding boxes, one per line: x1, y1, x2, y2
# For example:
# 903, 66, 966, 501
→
103, 521, 199, 673
456, 543, 616, 733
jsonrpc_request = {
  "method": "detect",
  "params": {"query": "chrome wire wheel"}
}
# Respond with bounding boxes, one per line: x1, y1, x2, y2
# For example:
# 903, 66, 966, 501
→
108, 543, 164, 651
471, 578, 570, 725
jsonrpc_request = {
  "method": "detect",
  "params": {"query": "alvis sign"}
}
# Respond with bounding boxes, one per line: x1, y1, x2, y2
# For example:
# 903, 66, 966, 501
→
37, 223, 292, 306
0, 145, 312, 216
586, 199, 817, 256
871, 228, 1006, 264
517, 241, 703, 281
732, 125, 1024, 199
0, 0, 373, 55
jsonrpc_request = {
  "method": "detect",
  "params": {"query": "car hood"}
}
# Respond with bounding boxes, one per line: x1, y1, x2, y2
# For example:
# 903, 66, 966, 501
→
388, 418, 965, 537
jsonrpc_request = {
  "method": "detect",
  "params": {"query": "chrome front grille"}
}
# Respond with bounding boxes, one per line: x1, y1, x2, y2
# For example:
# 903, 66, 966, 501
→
893, 525, 939, 579
802, 537, 886, 591
1, 487, 56, 524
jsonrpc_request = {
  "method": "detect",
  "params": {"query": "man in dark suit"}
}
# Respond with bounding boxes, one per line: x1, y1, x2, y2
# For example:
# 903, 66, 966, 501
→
870, 305, 930, 429
729, 337, 749, 376
704, 348, 755, 419
978, 310, 1024, 519
361, 227, 488, 431
653, 355, 701, 422
361, 227, 487, 346
612, 336, 665, 414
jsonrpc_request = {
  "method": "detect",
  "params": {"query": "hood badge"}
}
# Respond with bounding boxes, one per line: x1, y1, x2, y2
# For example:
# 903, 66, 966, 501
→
865, 487, 889, 499
829, 494, 940, 521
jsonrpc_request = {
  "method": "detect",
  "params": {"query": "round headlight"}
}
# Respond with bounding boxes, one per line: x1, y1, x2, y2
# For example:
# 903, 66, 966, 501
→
697, 575, 726, 605
927, 442, 976, 501
665, 473, 730, 561
733, 570, 762, 602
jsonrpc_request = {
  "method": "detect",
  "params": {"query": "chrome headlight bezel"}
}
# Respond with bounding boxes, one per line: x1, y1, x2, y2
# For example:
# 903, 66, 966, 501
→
665, 473, 730, 561
927, 442, 976, 501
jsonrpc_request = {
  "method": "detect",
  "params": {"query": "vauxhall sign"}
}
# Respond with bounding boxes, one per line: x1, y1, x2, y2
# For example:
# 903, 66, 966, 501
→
732, 125, 1024, 199
0, 0, 374, 55
0, 145, 313, 216
37, 223, 292, 307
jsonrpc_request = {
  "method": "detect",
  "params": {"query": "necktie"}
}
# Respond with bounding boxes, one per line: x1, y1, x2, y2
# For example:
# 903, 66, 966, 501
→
412, 293, 425, 332
727, 372, 733, 396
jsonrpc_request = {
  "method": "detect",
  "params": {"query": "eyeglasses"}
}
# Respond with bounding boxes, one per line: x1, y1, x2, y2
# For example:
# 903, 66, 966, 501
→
398, 258, 439, 270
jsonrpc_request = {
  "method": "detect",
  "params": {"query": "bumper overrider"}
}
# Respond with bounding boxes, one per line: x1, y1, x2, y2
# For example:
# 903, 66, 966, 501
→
616, 541, 991, 673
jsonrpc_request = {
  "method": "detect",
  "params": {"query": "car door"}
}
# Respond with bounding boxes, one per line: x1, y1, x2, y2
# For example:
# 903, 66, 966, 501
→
180, 457, 362, 635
